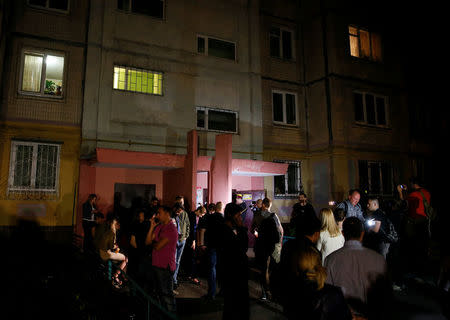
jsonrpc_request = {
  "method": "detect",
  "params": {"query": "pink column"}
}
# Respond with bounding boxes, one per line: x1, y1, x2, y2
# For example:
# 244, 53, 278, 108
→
211, 134, 232, 205
184, 130, 198, 210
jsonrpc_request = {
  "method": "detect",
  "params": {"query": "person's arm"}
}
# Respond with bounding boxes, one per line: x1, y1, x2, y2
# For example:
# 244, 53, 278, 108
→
316, 233, 323, 251
153, 236, 169, 251
130, 235, 137, 248
184, 212, 190, 241
145, 217, 158, 245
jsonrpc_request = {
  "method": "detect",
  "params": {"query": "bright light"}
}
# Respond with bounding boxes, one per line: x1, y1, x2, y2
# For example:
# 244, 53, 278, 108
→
328, 201, 336, 206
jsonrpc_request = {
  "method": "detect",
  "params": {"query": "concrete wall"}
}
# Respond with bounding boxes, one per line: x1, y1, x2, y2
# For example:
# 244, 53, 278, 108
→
82, 0, 263, 160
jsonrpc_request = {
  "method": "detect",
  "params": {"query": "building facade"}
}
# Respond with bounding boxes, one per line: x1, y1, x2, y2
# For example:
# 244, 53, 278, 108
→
0, 0, 88, 241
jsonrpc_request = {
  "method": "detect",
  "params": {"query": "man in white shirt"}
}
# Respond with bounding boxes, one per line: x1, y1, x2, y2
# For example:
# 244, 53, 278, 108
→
324, 217, 387, 317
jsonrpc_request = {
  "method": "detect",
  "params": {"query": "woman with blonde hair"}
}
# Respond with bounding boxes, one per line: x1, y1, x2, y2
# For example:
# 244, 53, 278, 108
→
317, 208, 345, 263
284, 247, 352, 319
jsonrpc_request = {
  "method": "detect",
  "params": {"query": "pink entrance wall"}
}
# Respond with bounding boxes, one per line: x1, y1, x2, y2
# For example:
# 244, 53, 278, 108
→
76, 160, 163, 236
232, 176, 264, 191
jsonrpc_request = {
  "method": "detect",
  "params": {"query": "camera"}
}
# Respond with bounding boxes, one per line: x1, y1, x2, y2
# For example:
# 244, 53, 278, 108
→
366, 218, 375, 227
154, 217, 160, 224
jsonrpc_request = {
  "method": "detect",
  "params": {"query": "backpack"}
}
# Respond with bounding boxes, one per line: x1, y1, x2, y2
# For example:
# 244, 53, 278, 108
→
419, 190, 436, 221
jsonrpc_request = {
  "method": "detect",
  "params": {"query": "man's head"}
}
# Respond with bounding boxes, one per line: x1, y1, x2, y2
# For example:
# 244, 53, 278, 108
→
216, 201, 224, 213
88, 194, 97, 204
298, 192, 308, 207
256, 199, 263, 209
175, 196, 184, 206
224, 203, 243, 227
157, 206, 172, 224
150, 196, 159, 207
207, 203, 216, 214
234, 193, 243, 205
196, 206, 207, 217
410, 177, 422, 190
137, 210, 145, 223
367, 198, 379, 212
173, 203, 184, 215
342, 217, 364, 241
348, 189, 361, 207
262, 197, 272, 211
296, 215, 321, 244
333, 208, 346, 223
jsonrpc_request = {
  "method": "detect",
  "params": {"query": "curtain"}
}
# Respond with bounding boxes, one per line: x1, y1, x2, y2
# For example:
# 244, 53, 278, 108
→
22, 54, 43, 92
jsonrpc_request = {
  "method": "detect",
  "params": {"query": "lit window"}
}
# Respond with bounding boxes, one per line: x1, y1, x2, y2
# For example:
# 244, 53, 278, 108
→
28, 0, 69, 12
359, 160, 393, 195
274, 160, 301, 197
113, 66, 163, 95
196, 107, 238, 133
8, 140, 61, 193
348, 25, 382, 62
118, 0, 164, 19
354, 91, 388, 126
272, 90, 297, 125
20, 52, 64, 97
270, 27, 293, 60
197, 36, 236, 61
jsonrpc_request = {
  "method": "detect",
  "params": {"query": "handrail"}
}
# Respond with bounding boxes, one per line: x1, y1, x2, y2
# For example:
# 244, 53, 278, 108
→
73, 233, 178, 320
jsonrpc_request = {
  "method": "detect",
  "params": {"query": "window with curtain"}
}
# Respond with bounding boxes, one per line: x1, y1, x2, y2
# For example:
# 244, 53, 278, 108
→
8, 140, 61, 192
21, 52, 65, 97
113, 66, 163, 95
348, 25, 383, 62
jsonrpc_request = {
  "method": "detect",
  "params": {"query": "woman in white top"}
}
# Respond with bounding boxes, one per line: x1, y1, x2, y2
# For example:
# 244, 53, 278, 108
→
316, 208, 345, 263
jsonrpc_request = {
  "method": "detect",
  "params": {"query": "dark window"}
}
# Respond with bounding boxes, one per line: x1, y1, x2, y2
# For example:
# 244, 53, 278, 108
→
376, 97, 386, 125
285, 93, 296, 124
273, 92, 283, 122
282, 30, 293, 60
208, 38, 235, 60
197, 37, 205, 53
365, 94, 376, 124
359, 160, 393, 196
197, 109, 205, 128
196, 107, 238, 133
208, 110, 236, 132
118, 0, 164, 19
270, 27, 293, 60
270, 28, 281, 57
274, 160, 301, 197
354, 92, 364, 121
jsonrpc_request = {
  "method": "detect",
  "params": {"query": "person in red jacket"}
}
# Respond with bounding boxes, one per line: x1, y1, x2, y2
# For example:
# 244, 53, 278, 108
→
397, 177, 431, 276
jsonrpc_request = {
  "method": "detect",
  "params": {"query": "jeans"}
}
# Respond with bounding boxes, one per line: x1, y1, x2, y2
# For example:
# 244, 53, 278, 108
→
207, 248, 218, 297
173, 240, 186, 285
152, 266, 176, 314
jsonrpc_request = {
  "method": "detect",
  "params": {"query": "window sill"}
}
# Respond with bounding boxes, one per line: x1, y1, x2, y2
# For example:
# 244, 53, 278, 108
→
272, 122, 300, 129
196, 127, 238, 135
27, 5, 70, 15
270, 56, 296, 64
18, 92, 65, 101
116, 9, 165, 22
7, 189, 58, 200
353, 122, 391, 130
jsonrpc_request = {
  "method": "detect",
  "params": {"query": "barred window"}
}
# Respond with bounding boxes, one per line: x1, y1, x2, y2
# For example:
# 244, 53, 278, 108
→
274, 160, 302, 197
113, 66, 163, 95
8, 141, 61, 192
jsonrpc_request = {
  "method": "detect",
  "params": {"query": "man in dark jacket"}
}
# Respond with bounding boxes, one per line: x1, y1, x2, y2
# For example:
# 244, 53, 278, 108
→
253, 198, 280, 300
290, 192, 316, 236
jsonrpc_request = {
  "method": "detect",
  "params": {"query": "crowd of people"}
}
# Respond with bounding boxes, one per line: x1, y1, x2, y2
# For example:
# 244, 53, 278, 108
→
80, 176, 448, 319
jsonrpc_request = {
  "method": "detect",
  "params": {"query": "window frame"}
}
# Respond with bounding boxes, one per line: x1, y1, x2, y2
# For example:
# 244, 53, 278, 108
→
117, 0, 165, 19
196, 106, 239, 134
27, 0, 70, 13
353, 90, 389, 127
348, 25, 383, 62
272, 90, 298, 126
273, 160, 302, 198
112, 65, 164, 96
8, 140, 61, 193
358, 160, 393, 196
19, 50, 66, 99
269, 26, 295, 61
196, 35, 237, 61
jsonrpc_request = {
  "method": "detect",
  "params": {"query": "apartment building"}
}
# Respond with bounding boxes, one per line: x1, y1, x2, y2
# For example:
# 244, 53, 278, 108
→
0, 0, 89, 241
77, 0, 288, 233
